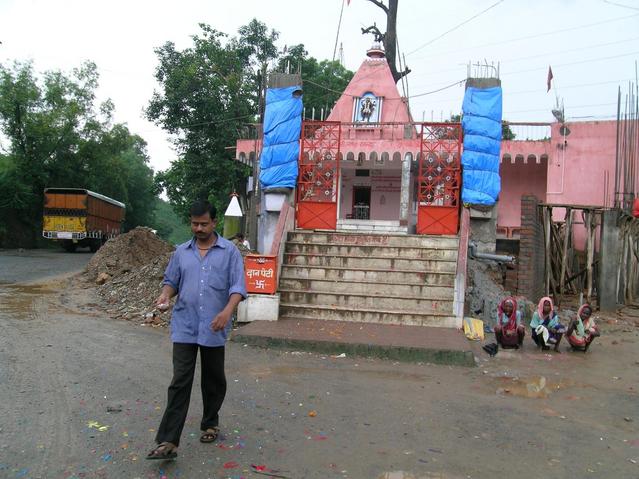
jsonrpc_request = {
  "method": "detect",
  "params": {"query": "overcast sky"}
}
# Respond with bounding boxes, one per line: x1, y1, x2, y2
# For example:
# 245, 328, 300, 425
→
1, 0, 638, 172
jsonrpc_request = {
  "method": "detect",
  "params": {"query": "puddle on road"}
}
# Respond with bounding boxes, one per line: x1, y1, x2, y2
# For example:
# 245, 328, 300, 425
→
492, 375, 575, 398
0, 283, 55, 320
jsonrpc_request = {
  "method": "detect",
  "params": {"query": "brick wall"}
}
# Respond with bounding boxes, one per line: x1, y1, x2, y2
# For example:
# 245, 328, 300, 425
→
518, 195, 545, 301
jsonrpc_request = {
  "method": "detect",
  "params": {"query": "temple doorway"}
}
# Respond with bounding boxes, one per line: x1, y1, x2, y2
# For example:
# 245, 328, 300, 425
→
352, 186, 371, 219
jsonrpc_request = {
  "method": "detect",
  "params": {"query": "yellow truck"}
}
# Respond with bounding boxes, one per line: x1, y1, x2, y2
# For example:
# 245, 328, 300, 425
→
42, 188, 126, 252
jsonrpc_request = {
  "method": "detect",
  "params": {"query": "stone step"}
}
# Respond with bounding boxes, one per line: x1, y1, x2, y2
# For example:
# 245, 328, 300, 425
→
279, 303, 458, 328
279, 290, 454, 312
279, 277, 454, 296
287, 230, 459, 249
280, 265, 455, 286
336, 224, 408, 233
283, 252, 457, 272
285, 241, 458, 260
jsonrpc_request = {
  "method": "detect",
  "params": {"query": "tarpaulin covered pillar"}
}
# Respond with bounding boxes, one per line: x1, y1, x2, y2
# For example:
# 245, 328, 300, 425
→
461, 86, 502, 205
257, 85, 302, 254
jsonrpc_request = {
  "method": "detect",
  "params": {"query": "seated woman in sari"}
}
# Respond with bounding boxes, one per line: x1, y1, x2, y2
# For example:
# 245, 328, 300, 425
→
566, 304, 600, 352
530, 296, 565, 352
494, 297, 525, 349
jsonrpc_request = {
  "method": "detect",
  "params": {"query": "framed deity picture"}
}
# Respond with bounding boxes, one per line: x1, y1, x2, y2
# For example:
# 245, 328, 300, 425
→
353, 92, 382, 123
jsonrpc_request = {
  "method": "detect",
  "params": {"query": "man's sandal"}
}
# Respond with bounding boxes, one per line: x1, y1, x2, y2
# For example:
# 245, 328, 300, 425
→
146, 442, 178, 460
200, 427, 219, 443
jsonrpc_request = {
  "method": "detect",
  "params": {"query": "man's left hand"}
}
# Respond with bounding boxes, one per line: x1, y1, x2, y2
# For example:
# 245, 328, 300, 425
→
210, 310, 232, 332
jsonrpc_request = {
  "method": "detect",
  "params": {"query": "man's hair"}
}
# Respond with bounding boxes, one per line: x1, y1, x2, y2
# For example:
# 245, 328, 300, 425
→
190, 200, 217, 220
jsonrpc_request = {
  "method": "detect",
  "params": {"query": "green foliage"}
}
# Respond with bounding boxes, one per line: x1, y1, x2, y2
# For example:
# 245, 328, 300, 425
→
147, 23, 258, 218
277, 44, 354, 118
148, 24, 354, 218
0, 61, 155, 247
502, 122, 516, 141
153, 198, 191, 245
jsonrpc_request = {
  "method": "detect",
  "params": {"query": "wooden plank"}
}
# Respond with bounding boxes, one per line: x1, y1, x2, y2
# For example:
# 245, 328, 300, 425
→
585, 210, 594, 302
559, 207, 573, 302
543, 207, 551, 296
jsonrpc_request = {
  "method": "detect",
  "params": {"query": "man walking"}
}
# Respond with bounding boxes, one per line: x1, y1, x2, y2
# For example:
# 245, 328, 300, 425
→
147, 200, 246, 460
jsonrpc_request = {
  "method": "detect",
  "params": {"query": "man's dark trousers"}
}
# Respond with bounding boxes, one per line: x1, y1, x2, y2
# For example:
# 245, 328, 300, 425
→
155, 342, 226, 447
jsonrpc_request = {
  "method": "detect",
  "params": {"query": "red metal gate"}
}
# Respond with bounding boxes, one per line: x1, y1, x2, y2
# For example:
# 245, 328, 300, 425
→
417, 123, 462, 235
296, 121, 341, 230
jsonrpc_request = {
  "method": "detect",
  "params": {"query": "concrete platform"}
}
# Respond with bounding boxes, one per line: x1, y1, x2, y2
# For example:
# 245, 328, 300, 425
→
231, 319, 476, 367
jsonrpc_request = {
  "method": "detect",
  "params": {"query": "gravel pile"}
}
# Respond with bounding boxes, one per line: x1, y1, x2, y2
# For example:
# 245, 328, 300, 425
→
86, 227, 175, 282
98, 252, 174, 326
86, 227, 176, 326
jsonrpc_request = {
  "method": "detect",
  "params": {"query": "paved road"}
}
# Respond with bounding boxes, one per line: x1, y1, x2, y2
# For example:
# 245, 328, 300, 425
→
0, 249, 93, 284
0, 251, 638, 478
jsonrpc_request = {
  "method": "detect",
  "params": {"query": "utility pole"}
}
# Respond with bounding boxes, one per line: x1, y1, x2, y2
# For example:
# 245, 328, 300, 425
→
248, 62, 268, 251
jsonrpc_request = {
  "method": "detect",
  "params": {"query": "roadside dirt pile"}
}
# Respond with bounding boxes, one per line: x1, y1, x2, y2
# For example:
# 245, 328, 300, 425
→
86, 227, 175, 326
86, 227, 174, 282
98, 251, 173, 325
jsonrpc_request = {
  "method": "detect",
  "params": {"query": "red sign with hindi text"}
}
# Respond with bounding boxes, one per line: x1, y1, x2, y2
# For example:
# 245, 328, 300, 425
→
244, 255, 277, 294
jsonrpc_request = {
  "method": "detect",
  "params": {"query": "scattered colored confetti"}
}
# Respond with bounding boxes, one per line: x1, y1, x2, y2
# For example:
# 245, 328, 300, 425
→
223, 461, 240, 469
87, 421, 109, 432
308, 410, 317, 417
101, 454, 112, 462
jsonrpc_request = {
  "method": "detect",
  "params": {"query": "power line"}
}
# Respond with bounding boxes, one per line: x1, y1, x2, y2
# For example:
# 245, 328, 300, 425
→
505, 102, 617, 114
408, 79, 466, 99
404, 36, 639, 82
416, 78, 634, 105
502, 50, 639, 76
406, 0, 505, 56
497, 36, 639, 66
602, 0, 639, 11
411, 12, 639, 61
304, 76, 466, 100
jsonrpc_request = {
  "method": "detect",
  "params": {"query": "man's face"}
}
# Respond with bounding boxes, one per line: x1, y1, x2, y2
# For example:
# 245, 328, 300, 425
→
191, 212, 216, 241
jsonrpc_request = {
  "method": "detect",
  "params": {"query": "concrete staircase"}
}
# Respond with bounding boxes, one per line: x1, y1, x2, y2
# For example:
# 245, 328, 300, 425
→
279, 230, 459, 327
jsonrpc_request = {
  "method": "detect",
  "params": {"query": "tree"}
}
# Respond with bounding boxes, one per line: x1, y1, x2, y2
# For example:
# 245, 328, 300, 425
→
362, 0, 410, 84
148, 22, 354, 221
276, 44, 354, 118
0, 61, 155, 247
147, 21, 280, 219
502, 122, 516, 141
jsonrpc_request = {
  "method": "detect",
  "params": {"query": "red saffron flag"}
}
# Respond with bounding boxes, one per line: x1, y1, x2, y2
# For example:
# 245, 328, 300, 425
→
547, 66, 553, 92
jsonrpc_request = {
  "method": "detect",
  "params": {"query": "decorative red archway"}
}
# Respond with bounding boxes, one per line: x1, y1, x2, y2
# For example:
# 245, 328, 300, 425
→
416, 123, 462, 235
296, 121, 341, 230
294, 121, 462, 235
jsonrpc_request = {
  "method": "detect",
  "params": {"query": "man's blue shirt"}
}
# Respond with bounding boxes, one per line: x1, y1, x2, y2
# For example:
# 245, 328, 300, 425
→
163, 235, 247, 346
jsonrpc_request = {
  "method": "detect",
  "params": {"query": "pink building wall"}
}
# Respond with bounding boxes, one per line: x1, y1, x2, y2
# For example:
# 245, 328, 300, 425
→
546, 121, 617, 208
498, 120, 619, 249
498, 121, 618, 229
498, 157, 548, 230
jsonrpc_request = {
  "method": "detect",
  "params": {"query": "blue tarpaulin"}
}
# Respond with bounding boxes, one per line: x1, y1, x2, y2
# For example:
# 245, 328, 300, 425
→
259, 86, 303, 189
461, 86, 502, 205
